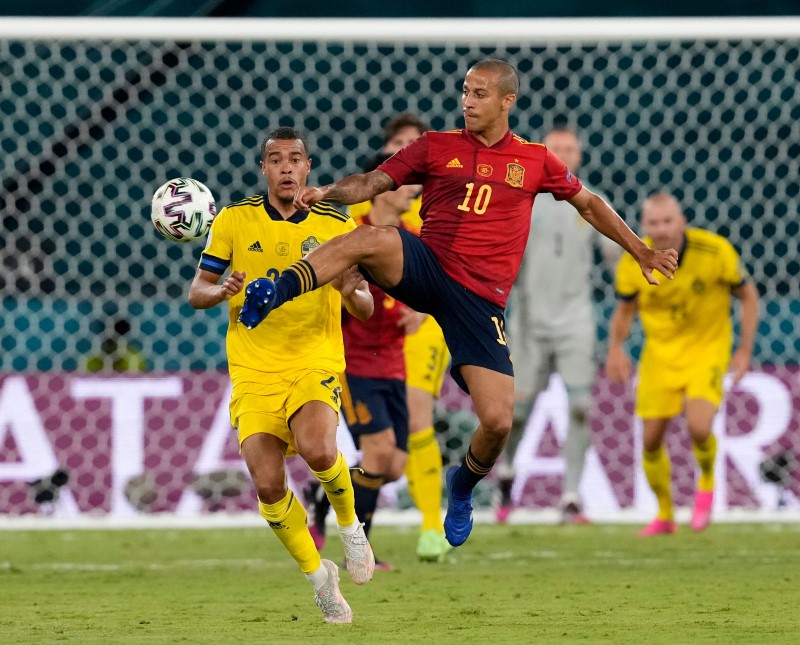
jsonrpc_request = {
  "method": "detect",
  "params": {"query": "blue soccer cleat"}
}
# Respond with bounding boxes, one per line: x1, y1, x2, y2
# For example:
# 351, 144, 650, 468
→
238, 278, 276, 329
444, 466, 474, 547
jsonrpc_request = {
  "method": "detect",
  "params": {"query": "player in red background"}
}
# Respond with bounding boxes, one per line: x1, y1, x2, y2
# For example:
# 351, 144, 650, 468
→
238, 59, 678, 547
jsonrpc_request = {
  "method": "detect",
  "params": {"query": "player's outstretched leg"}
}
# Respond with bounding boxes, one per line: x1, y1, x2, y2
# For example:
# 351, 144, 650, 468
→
238, 278, 276, 329
311, 559, 353, 624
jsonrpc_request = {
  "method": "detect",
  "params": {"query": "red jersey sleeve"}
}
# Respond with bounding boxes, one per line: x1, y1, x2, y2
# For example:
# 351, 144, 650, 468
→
378, 133, 430, 186
539, 148, 583, 200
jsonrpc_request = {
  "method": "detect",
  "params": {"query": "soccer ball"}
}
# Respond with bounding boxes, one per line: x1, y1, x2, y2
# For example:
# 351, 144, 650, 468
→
150, 177, 217, 243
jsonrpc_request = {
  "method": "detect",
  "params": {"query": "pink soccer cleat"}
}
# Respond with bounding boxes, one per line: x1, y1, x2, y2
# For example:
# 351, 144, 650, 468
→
637, 518, 678, 537
691, 490, 714, 532
495, 504, 512, 524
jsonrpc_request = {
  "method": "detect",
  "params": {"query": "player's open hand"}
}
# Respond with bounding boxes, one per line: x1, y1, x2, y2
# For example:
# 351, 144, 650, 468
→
606, 345, 632, 384
293, 186, 325, 211
220, 271, 246, 300
332, 265, 364, 298
729, 347, 751, 385
638, 247, 678, 285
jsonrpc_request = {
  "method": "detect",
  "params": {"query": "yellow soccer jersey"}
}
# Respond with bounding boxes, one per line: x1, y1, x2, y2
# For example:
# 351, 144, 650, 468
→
615, 228, 747, 369
348, 195, 423, 235
199, 195, 356, 381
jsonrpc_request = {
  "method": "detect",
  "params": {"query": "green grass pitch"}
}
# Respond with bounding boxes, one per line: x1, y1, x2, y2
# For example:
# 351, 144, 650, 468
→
2, 523, 798, 643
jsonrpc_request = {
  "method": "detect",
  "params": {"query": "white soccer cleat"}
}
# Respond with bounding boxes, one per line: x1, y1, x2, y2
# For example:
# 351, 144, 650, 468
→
340, 522, 375, 585
314, 560, 353, 624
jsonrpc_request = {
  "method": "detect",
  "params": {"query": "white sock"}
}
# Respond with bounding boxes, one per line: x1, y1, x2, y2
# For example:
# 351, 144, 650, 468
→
306, 562, 329, 591
338, 520, 360, 536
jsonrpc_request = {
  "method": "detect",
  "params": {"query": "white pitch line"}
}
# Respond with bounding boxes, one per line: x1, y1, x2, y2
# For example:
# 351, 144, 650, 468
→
0, 558, 293, 573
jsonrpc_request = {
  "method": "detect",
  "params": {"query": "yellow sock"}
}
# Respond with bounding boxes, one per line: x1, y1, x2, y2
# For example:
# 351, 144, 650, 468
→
406, 426, 444, 532
642, 447, 673, 521
258, 490, 320, 574
692, 434, 717, 492
311, 451, 357, 527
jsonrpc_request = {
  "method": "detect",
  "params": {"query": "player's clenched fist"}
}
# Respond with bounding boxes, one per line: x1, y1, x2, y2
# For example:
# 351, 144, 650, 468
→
220, 271, 246, 300
294, 186, 325, 211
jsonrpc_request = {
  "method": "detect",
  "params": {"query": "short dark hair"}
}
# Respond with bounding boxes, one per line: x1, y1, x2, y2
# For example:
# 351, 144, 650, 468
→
382, 113, 428, 145
260, 127, 309, 159
362, 152, 394, 174
469, 58, 519, 95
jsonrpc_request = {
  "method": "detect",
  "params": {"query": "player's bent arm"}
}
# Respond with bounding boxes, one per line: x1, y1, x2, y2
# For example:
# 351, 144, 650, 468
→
568, 187, 677, 285
606, 298, 637, 383
732, 281, 759, 354
729, 281, 760, 382
342, 280, 374, 321
188, 268, 246, 309
294, 170, 396, 210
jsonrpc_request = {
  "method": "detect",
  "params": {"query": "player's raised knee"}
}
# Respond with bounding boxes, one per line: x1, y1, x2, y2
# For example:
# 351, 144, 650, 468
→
297, 443, 338, 474
252, 477, 288, 505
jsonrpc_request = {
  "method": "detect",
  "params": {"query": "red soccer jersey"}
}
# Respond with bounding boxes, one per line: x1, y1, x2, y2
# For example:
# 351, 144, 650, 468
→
378, 129, 583, 307
342, 216, 409, 380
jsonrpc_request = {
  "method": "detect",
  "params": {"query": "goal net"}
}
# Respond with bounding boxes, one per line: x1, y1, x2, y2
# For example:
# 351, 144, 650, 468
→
1, 18, 798, 521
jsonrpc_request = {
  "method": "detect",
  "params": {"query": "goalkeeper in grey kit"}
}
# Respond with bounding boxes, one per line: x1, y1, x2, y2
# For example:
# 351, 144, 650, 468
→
497, 126, 621, 524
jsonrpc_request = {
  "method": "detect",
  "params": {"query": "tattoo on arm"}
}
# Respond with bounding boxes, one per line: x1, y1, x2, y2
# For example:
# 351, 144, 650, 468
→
323, 170, 396, 205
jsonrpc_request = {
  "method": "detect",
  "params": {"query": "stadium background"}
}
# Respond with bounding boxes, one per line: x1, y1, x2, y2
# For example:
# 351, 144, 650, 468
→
0, 7, 798, 521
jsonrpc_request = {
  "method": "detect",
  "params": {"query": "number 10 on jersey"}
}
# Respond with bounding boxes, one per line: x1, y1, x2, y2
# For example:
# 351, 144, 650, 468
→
457, 182, 493, 215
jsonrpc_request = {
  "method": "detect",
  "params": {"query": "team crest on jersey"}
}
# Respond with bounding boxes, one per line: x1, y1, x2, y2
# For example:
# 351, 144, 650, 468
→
505, 162, 525, 188
692, 278, 706, 294
477, 163, 493, 178
301, 236, 320, 256
275, 242, 289, 256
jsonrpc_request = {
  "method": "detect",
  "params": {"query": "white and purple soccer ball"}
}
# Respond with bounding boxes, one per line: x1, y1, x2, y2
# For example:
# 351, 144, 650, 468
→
150, 177, 217, 243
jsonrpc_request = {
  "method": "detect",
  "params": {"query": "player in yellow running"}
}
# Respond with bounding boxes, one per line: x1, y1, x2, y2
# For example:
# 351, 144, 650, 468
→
350, 113, 451, 561
606, 193, 759, 536
188, 127, 376, 623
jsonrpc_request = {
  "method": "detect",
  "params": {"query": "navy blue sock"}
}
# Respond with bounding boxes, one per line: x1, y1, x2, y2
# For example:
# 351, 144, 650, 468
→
274, 259, 318, 308
351, 469, 385, 538
451, 447, 493, 499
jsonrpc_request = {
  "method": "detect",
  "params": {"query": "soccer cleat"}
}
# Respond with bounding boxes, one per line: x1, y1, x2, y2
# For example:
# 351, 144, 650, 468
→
303, 481, 330, 550
637, 518, 678, 537
343, 557, 393, 572
416, 529, 452, 562
444, 466, 474, 547
691, 490, 714, 532
374, 558, 394, 571
237, 278, 276, 329
495, 504, 512, 524
314, 560, 352, 624
340, 523, 375, 585
561, 501, 591, 525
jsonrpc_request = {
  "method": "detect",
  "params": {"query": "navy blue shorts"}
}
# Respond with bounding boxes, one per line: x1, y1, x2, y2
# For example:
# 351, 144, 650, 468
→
341, 373, 409, 452
374, 227, 513, 393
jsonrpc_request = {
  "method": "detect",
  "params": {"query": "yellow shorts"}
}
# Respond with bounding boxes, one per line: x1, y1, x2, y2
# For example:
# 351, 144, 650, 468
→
230, 369, 341, 456
635, 354, 729, 419
404, 315, 450, 397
